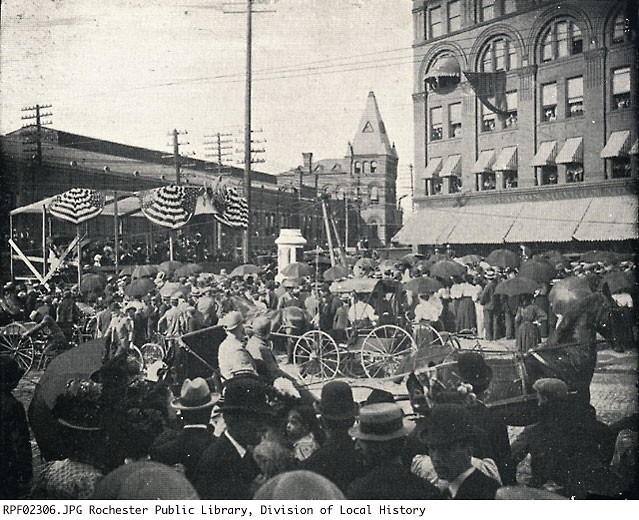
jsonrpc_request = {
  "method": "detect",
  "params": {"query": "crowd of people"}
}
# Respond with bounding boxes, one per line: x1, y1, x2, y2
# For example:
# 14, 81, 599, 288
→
0, 245, 637, 500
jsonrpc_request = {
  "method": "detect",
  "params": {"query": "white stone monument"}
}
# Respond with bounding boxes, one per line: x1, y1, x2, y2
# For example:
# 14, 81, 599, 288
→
275, 229, 307, 281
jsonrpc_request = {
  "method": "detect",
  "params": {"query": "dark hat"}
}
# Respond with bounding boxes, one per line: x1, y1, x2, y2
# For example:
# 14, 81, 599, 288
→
315, 381, 357, 421
423, 404, 475, 447
172, 378, 219, 410
365, 388, 395, 406
53, 378, 104, 431
219, 377, 273, 415
0, 355, 25, 391
532, 378, 568, 400
456, 352, 493, 395
349, 402, 415, 441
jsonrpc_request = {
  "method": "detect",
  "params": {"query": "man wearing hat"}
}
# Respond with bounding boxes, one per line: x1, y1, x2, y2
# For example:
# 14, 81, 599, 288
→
193, 377, 273, 499
246, 315, 295, 384
277, 279, 303, 309
300, 381, 367, 493
426, 404, 501, 499
150, 378, 218, 482
217, 311, 256, 381
479, 269, 501, 340
23, 309, 69, 362
346, 402, 441, 499
196, 287, 218, 327
157, 292, 183, 338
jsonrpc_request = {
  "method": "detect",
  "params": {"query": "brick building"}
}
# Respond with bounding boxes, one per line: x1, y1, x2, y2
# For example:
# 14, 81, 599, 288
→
396, 0, 638, 253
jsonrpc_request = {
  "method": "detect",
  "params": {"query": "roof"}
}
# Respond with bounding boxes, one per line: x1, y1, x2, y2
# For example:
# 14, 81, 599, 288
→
351, 92, 397, 158
10, 192, 144, 218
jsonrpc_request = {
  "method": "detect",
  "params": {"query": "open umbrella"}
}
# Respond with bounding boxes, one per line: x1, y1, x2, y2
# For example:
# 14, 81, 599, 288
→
281, 262, 313, 279
519, 260, 556, 283
404, 276, 443, 295
79, 274, 107, 295
174, 263, 204, 278
548, 276, 593, 315
399, 253, 426, 267
429, 260, 466, 278
601, 271, 635, 294
330, 277, 378, 294
323, 265, 350, 281
119, 265, 136, 277
132, 264, 159, 279
485, 249, 520, 269
428, 253, 448, 262
158, 260, 184, 275
229, 264, 261, 278
159, 282, 190, 298
533, 250, 568, 269
456, 254, 483, 266
495, 276, 541, 296
124, 278, 156, 298
579, 250, 628, 265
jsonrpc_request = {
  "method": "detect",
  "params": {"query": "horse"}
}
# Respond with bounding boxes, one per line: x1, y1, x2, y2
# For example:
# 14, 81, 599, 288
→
523, 284, 634, 405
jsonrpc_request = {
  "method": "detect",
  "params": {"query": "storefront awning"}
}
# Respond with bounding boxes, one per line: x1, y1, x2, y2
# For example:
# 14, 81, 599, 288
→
600, 130, 631, 158
392, 206, 457, 245
424, 157, 443, 178
573, 195, 638, 241
493, 146, 518, 171
556, 137, 583, 164
446, 204, 521, 244
471, 150, 495, 174
630, 139, 638, 155
440, 155, 462, 177
531, 141, 557, 167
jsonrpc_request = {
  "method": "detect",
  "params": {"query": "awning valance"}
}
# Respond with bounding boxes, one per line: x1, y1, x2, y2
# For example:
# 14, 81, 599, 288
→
531, 141, 557, 167
424, 157, 443, 177
471, 150, 495, 174
556, 137, 583, 164
440, 155, 462, 177
493, 146, 518, 171
601, 130, 631, 158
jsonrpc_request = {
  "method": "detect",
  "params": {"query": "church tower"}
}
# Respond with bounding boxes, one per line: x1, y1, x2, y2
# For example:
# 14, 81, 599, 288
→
347, 91, 400, 246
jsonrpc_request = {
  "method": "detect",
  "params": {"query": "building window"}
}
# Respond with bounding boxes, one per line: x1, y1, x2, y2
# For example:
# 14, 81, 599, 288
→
414, 9, 425, 41
505, 91, 518, 127
368, 221, 379, 239
429, 6, 443, 38
503, 0, 516, 15
430, 106, 443, 141
540, 19, 583, 62
504, 170, 518, 188
566, 164, 584, 183
541, 82, 557, 122
538, 165, 558, 185
480, 0, 496, 22
370, 161, 377, 173
480, 172, 496, 190
448, 1, 461, 32
363, 161, 370, 174
612, 13, 630, 44
612, 66, 631, 109
354, 161, 361, 174
611, 157, 631, 179
480, 37, 518, 72
481, 103, 496, 132
448, 102, 462, 138
369, 186, 380, 204
567, 76, 584, 116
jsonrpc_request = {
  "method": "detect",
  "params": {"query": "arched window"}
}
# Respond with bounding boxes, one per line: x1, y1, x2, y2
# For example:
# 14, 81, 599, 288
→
540, 18, 583, 62
363, 161, 370, 174
370, 161, 377, 173
354, 161, 361, 174
335, 186, 345, 200
612, 12, 631, 44
480, 36, 518, 72
368, 220, 379, 240
369, 186, 380, 204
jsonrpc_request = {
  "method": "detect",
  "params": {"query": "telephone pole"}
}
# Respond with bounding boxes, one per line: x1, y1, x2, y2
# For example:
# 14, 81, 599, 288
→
204, 132, 234, 173
21, 104, 52, 165
165, 129, 189, 184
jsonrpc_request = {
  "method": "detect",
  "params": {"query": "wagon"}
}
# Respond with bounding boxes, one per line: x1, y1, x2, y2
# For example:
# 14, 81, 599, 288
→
0, 322, 37, 374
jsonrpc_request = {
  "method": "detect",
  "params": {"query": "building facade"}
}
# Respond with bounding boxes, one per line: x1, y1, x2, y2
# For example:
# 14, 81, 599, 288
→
397, 0, 637, 253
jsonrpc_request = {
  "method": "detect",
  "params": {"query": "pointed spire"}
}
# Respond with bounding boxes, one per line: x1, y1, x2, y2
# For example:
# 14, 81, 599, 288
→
351, 91, 396, 158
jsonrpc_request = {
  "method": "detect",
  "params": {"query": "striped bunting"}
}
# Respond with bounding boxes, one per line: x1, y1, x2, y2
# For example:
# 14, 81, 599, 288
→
213, 185, 249, 229
138, 185, 200, 229
48, 188, 105, 224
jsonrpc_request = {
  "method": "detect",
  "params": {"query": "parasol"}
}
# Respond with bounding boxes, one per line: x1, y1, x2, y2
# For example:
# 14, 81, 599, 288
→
229, 264, 261, 278
323, 265, 350, 282
485, 249, 520, 269
138, 185, 200, 229
457, 254, 483, 266
174, 263, 204, 278
79, 274, 107, 295
330, 277, 378, 294
548, 276, 593, 315
428, 253, 448, 262
159, 282, 190, 298
124, 278, 157, 298
601, 271, 635, 294
119, 265, 136, 277
533, 250, 568, 269
280, 262, 313, 280
399, 253, 426, 267
132, 264, 159, 280
429, 260, 466, 278
579, 251, 631, 265
158, 260, 184, 276
404, 276, 443, 295
518, 260, 556, 283
494, 276, 541, 296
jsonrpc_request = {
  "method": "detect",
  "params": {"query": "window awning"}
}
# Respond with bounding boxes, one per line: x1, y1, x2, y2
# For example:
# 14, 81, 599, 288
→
531, 141, 557, 167
600, 130, 631, 158
630, 139, 639, 155
425, 56, 461, 80
556, 137, 583, 164
424, 157, 443, 177
471, 150, 495, 174
493, 146, 518, 171
440, 154, 462, 177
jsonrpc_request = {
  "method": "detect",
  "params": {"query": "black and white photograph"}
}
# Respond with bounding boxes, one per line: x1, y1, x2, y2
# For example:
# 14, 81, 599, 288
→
0, 0, 637, 503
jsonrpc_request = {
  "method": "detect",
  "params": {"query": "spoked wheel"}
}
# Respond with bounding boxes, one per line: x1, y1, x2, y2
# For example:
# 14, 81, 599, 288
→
127, 345, 145, 374
140, 342, 165, 366
293, 330, 340, 382
413, 323, 457, 367
360, 324, 417, 379
0, 323, 35, 374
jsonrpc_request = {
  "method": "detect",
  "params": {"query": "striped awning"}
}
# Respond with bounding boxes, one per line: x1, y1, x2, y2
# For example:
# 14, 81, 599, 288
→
573, 195, 638, 241
556, 137, 583, 164
630, 139, 639, 155
600, 130, 631, 158
493, 146, 518, 171
446, 204, 521, 244
424, 157, 443, 177
440, 154, 462, 177
392, 206, 457, 245
531, 141, 557, 167
471, 150, 495, 174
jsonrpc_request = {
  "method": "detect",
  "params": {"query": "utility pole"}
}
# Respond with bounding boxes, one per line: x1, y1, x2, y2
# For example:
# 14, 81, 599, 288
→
302, 152, 315, 244
166, 129, 189, 185
21, 104, 53, 166
204, 131, 234, 253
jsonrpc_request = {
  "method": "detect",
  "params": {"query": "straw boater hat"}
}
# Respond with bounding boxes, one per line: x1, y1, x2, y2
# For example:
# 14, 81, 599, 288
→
220, 311, 244, 331
172, 378, 219, 411
349, 402, 414, 441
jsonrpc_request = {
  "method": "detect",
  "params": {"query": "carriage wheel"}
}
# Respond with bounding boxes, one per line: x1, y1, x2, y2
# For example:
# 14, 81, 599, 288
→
360, 325, 417, 379
0, 323, 35, 374
414, 323, 446, 349
140, 342, 165, 367
293, 330, 340, 382
127, 345, 145, 373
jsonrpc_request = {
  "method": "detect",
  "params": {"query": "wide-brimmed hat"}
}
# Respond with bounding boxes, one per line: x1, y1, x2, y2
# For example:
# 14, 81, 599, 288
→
349, 402, 414, 441
220, 311, 244, 331
254, 470, 345, 500
456, 352, 493, 395
108, 461, 199, 499
315, 381, 357, 421
422, 403, 476, 447
172, 378, 219, 410
252, 315, 271, 337
282, 278, 298, 289
0, 355, 26, 391
218, 377, 273, 415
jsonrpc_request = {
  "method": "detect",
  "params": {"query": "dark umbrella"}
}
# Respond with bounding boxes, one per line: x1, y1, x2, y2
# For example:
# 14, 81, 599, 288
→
429, 260, 466, 278
457, 254, 483, 266
533, 250, 568, 269
132, 264, 159, 279
495, 276, 541, 296
79, 274, 107, 295
158, 260, 184, 275
404, 276, 443, 295
159, 282, 190, 298
428, 253, 448, 262
579, 250, 625, 265
28, 338, 105, 460
124, 278, 156, 298
519, 260, 556, 283
174, 263, 204, 278
399, 253, 426, 266
601, 271, 635, 294
119, 265, 136, 277
281, 262, 313, 279
229, 264, 261, 278
485, 249, 520, 269
323, 265, 350, 281
548, 276, 593, 315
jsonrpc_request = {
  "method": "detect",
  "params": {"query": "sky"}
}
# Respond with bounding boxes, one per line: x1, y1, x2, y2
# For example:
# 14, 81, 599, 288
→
0, 0, 416, 200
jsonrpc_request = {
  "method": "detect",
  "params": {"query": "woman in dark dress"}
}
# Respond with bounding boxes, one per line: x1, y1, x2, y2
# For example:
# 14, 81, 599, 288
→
515, 294, 547, 352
